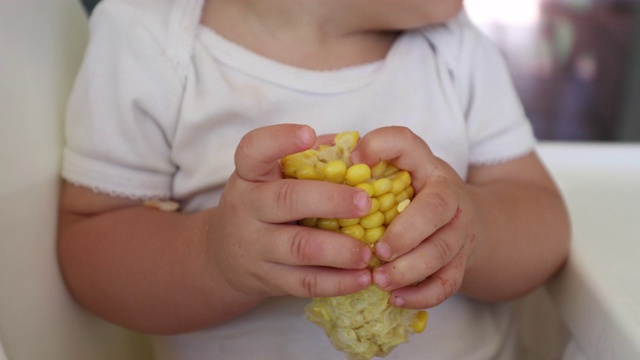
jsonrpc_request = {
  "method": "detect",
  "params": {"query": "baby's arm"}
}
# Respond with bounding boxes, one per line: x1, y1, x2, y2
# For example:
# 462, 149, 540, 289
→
57, 124, 373, 335
351, 127, 570, 308
457, 150, 571, 302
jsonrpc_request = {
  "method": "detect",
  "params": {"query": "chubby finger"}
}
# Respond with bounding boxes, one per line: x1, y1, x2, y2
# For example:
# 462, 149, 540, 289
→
386, 251, 467, 309
263, 225, 372, 269
350, 126, 436, 190
373, 225, 464, 291
270, 265, 372, 298
251, 179, 371, 223
235, 124, 316, 182
375, 182, 460, 262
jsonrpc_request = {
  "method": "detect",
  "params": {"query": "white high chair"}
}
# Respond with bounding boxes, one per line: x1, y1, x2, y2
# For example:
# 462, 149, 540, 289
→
0, 0, 152, 358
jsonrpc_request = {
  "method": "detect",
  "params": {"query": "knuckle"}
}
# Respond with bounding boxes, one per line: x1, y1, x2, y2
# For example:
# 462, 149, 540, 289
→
289, 228, 317, 263
430, 235, 454, 265
445, 273, 461, 297
299, 273, 319, 297
431, 275, 452, 305
431, 265, 463, 305
394, 126, 414, 141
427, 191, 453, 225
436, 273, 461, 302
234, 133, 253, 166
276, 180, 298, 213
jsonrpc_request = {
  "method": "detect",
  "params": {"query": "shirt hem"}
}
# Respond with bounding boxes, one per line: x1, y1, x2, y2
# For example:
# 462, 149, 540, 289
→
62, 148, 173, 200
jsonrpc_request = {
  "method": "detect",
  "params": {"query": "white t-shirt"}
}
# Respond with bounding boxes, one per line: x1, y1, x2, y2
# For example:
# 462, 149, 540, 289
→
63, 0, 536, 358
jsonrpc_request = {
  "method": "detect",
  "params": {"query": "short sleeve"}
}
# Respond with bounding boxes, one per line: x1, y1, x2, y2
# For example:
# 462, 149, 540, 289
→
424, 11, 537, 166
62, 0, 187, 199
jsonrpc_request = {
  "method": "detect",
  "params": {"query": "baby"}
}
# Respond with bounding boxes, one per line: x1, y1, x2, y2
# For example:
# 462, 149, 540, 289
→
58, 0, 570, 359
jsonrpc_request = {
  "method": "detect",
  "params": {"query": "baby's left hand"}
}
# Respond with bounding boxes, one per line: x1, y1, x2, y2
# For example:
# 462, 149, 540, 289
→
351, 126, 480, 309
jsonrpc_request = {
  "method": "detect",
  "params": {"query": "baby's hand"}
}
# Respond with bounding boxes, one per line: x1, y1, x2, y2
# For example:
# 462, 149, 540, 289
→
351, 126, 479, 309
207, 124, 373, 301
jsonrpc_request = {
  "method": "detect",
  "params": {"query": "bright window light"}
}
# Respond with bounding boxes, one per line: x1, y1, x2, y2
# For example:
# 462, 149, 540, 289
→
465, 0, 541, 26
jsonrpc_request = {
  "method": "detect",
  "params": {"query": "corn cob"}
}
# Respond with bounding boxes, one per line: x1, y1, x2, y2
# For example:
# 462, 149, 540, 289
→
281, 131, 428, 360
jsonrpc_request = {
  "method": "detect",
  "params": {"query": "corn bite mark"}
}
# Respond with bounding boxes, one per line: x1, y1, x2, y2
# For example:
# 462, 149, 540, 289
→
305, 286, 429, 360
280, 131, 428, 360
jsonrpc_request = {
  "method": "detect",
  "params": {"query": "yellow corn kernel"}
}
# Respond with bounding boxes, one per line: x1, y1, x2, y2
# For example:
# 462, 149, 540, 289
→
333, 131, 360, 152
340, 224, 365, 240
282, 158, 310, 178
394, 170, 412, 185
368, 254, 384, 268
296, 165, 326, 180
355, 182, 375, 197
345, 164, 371, 186
410, 311, 429, 333
396, 190, 410, 204
363, 226, 385, 244
365, 197, 380, 216
372, 178, 393, 197
144, 200, 180, 212
370, 160, 388, 178
298, 217, 318, 227
338, 218, 360, 227
360, 211, 385, 229
300, 148, 318, 157
377, 192, 397, 212
322, 159, 347, 183
383, 207, 399, 225
390, 177, 407, 195
397, 199, 411, 213
317, 218, 340, 231
406, 185, 415, 199
382, 163, 400, 177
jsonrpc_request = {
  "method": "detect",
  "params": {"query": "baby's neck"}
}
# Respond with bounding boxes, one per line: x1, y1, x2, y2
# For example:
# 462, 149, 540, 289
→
200, 0, 399, 70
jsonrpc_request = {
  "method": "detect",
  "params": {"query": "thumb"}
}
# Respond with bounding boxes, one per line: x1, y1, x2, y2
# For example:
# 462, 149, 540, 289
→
351, 126, 436, 191
235, 124, 316, 182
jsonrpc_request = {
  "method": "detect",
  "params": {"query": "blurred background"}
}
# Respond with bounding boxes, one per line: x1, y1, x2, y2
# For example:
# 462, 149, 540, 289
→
78, 0, 640, 142
466, 0, 640, 141
77, 0, 640, 141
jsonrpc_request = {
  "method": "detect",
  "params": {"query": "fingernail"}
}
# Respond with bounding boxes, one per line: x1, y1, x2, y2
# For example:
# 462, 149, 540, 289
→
358, 272, 372, 288
297, 126, 314, 146
373, 271, 390, 288
354, 191, 370, 213
391, 295, 406, 307
375, 242, 391, 260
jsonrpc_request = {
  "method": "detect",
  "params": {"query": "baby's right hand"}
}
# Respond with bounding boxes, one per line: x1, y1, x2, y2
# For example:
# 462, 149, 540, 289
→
207, 124, 373, 300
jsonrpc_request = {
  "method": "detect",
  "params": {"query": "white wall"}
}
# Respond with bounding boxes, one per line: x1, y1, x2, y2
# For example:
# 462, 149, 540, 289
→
0, 1, 151, 359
